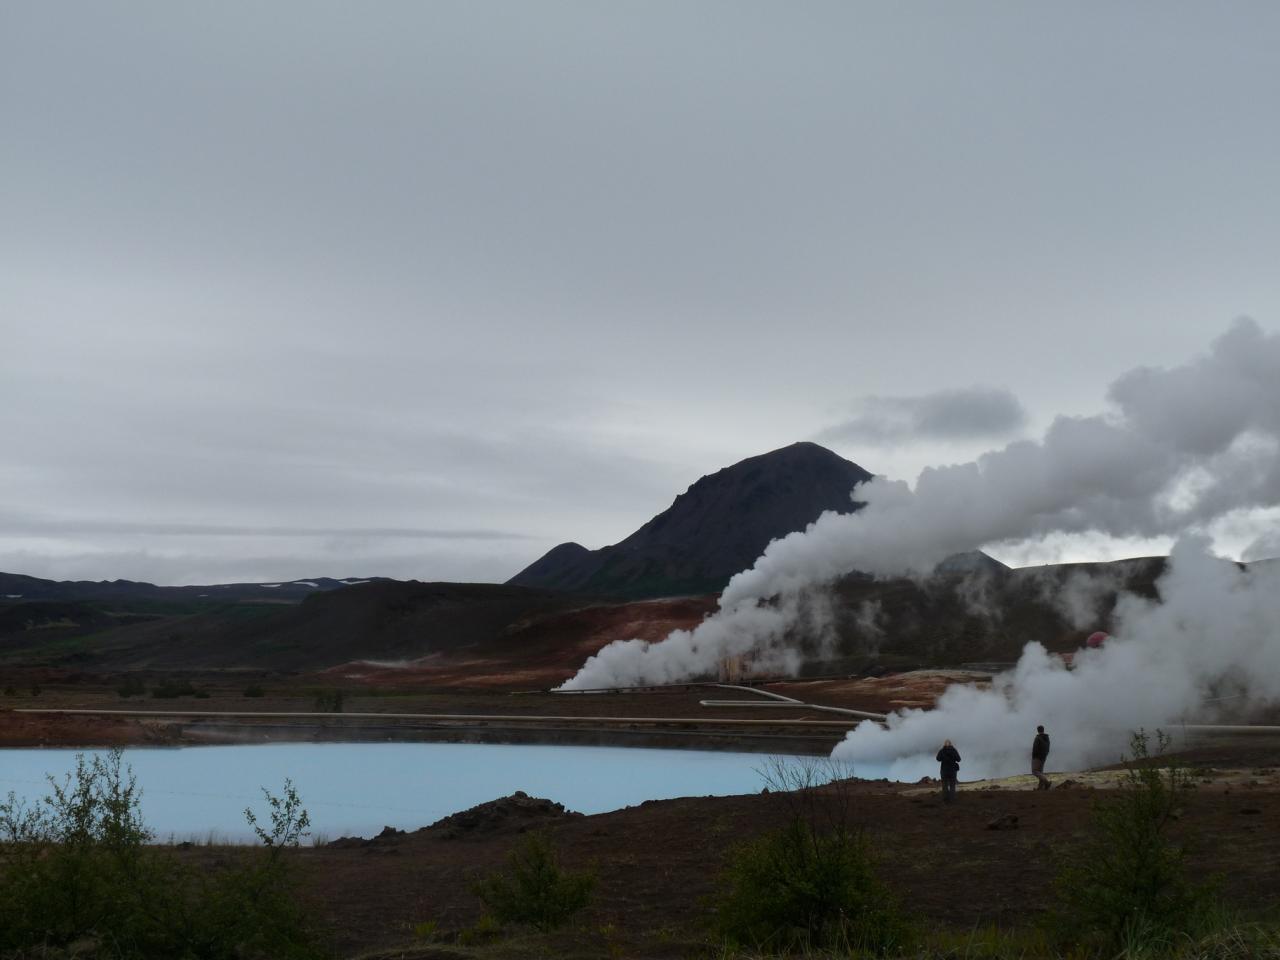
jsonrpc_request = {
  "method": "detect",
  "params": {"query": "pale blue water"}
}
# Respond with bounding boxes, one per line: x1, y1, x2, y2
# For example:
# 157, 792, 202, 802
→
0, 743, 892, 842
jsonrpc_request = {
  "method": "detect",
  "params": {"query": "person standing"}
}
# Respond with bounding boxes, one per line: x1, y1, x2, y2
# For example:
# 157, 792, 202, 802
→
936, 739, 961, 803
1032, 725, 1051, 790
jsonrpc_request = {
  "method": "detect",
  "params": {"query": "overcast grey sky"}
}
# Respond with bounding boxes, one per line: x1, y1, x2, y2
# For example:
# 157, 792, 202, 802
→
3, 1, 1279, 584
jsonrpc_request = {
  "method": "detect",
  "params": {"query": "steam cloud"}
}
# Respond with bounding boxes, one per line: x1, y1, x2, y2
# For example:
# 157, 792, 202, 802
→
835, 536, 1280, 779
562, 319, 1280, 771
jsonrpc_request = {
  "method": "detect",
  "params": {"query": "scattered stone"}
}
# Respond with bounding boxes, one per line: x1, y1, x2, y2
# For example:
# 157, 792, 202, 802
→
986, 813, 1019, 831
1056, 779, 1078, 790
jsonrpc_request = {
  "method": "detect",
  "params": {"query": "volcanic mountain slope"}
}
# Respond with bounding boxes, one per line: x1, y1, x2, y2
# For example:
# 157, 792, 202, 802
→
509, 441, 874, 599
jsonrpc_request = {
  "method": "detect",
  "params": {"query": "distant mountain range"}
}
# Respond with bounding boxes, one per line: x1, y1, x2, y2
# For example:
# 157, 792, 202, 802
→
0, 572, 391, 604
509, 441, 876, 598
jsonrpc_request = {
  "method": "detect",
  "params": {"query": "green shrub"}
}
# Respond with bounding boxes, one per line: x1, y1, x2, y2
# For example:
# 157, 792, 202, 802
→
457, 913, 504, 946
1055, 729, 1219, 951
714, 818, 906, 954
117, 677, 147, 698
312, 688, 344, 712
472, 831, 595, 932
150, 680, 198, 698
713, 757, 909, 955
0, 749, 323, 959
243, 684, 266, 698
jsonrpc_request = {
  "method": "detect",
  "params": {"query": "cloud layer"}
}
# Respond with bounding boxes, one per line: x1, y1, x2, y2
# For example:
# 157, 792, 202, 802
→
818, 387, 1028, 446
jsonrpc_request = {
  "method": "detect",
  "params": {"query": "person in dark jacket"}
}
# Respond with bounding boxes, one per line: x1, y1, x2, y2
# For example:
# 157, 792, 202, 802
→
1032, 725, 1051, 790
936, 739, 961, 802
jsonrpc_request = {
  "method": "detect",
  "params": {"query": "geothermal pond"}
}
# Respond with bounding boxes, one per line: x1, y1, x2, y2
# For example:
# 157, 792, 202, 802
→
0, 742, 892, 842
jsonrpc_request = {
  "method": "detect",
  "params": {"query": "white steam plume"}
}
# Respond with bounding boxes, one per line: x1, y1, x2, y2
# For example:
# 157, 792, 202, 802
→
834, 536, 1280, 779
561, 318, 1280, 691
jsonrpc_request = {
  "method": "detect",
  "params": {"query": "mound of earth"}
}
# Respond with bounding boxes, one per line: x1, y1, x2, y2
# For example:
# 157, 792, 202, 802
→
426, 790, 583, 839
325, 792, 581, 849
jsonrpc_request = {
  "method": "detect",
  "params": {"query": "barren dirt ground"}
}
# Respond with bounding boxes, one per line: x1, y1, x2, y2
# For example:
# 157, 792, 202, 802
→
0, 671, 970, 751
281, 747, 1279, 959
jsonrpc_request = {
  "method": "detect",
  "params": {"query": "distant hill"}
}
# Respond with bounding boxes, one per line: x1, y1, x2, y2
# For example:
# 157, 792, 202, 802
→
45, 581, 590, 671
0, 572, 393, 604
509, 442, 874, 598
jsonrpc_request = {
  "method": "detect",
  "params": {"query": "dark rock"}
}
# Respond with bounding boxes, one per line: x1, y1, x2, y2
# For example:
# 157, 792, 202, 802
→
427, 792, 583, 840
1240, 807, 1263, 815
987, 813, 1019, 830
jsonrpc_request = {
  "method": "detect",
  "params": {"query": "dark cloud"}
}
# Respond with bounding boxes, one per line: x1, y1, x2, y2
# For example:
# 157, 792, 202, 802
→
818, 388, 1028, 447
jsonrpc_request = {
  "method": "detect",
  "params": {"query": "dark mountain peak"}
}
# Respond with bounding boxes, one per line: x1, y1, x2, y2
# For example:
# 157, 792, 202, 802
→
508, 443, 872, 598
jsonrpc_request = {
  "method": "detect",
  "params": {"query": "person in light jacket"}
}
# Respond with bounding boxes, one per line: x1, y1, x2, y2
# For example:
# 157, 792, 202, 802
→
936, 739, 961, 803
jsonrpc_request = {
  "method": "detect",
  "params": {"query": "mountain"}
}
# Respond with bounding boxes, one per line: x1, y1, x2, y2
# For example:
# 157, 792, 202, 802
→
0, 572, 393, 604
508, 441, 874, 598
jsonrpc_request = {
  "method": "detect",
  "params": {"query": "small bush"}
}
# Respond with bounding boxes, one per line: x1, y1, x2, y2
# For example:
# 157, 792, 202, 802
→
412, 919, 440, 941
1055, 729, 1219, 950
473, 831, 595, 932
0, 749, 323, 959
712, 757, 909, 955
150, 680, 198, 698
243, 684, 266, 697
312, 688, 344, 712
715, 819, 907, 954
3, 685, 16, 696
457, 913, 504, 946
117, 677, 148, 698
29, 683, 41, 697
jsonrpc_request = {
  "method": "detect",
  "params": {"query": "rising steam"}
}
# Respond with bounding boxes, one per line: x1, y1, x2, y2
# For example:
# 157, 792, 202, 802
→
561, 317, 1280, 742
835, 536, 1280, 779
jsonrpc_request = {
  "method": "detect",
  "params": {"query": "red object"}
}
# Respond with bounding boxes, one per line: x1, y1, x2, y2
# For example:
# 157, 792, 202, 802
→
1086, 631, 1109, 648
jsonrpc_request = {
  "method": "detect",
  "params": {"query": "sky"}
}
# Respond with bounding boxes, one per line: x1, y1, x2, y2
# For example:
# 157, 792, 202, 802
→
3, 1, 1279, 585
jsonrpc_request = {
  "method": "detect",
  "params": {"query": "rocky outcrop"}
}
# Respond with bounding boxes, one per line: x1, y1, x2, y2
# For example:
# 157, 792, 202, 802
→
426, 791, 583, 839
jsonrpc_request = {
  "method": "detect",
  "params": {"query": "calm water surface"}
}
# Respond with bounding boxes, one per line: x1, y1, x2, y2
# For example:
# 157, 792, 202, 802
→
0, 742, 893, 841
